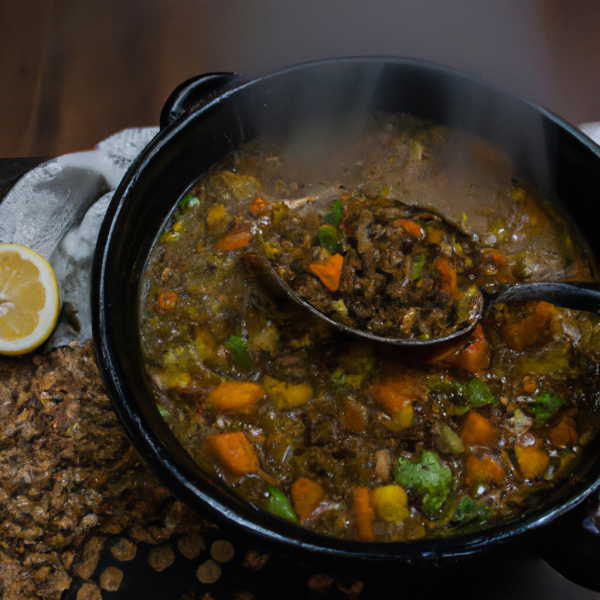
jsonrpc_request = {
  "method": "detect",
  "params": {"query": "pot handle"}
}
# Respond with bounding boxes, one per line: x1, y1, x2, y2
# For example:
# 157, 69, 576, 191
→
159, 72, 242, 130
531, 490, 600, 592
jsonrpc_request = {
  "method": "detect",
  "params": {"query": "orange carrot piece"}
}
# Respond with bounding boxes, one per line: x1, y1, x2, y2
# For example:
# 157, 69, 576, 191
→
250, 197, 270, 215
205, 381, 265, 414
214, 229, 254, 251
515, 444, 549, 479
550, 417, 578, 448
372, 375, 422, 414
157, 291, 177, 313
309, 253, 344, 292
291, 477, 327, 524
460, 411, 497, 447
522, 376, 537, 394
465, 454, 504, 486
205, 432, 259, 476
459, 324, 491, 373
435, 256, 459, 298
352, 487, 375, 542
502, 301, 557, 352
395, 219, 425, 239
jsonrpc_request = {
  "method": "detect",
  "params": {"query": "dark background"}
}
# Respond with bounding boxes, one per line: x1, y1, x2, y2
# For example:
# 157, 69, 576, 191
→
2, 0, 600, 157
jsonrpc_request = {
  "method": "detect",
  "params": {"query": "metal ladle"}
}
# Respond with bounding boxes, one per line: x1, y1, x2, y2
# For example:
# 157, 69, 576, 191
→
254, 199, 600, 346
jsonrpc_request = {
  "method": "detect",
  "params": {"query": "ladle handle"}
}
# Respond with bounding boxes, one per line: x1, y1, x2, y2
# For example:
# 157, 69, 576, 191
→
159, 72, 242, 130
490, 282, 600, 313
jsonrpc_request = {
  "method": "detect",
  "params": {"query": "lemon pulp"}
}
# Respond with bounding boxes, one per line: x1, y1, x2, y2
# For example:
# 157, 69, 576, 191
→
0, 244, 60, 355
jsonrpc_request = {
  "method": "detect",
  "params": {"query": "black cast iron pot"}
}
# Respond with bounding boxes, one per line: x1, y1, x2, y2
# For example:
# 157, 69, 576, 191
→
92, 57, 600, 584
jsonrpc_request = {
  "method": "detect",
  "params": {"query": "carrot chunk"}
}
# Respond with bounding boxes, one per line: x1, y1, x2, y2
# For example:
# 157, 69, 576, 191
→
157, 291, 177, 313
515, 443, 549, 479
372, 383, 412, 415
205, 381, 265, 414
205, 432, 259, 476
459, 324, 491, 373
502, 301, 557, 352
214, 229, 254, 251
465, 454, 504, 486
372, 376, 423, 431
309, 253, 344, 292
549, 417, 578, 448
435, 256, 459, 299
460, 411, 497, 447
250, 197, 270, 215
291, 477, 327, 524
352, 487, 375, 542
395, 219, 425, 239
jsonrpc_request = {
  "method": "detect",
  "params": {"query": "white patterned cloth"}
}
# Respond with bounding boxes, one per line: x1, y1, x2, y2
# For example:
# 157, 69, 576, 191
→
0, 127, 158, 347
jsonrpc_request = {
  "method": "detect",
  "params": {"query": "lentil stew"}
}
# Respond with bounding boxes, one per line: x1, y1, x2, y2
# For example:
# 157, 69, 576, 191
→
139, 114, 600, 542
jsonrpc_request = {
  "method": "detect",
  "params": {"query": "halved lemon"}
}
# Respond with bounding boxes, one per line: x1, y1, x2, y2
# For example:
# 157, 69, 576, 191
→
0, 244, 60, 355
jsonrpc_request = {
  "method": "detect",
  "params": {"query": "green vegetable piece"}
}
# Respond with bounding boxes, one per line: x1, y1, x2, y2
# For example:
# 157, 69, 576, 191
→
264, 485, 299, 523
438, 424, 465, 456
178, 194, 200, 210
329, 344, 375, 391
323, 199, 344, 226
157, 405, 170, 418
462, 378, 497, 407
396, 450, 452, 517
272, 203, 290, 223
527, 392, 564, 425
426, 374, 462, 396
411, 254, 426, 280
453, 496, 491, 523
224, 335, 254, 370
318, 224, 342, 255
454, 497, 476, 522
144, 309, 154, 319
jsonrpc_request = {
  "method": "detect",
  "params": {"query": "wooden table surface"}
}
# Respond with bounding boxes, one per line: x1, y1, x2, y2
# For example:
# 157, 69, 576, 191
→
2, 0, 600, 158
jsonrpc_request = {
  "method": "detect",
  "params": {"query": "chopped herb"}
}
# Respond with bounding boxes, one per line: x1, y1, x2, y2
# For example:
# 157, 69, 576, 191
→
396, 450, 452, 517
144, 310, 154, 319
178, 194, 200, 210
329, 345, 374, 391
461, 378, 497, 407
264, 485, 298, 523
322, 200, 344, 227
426, 374, 462, 396
453, 496, 491, 523
318, 224, 342, 255
437, 424, 465, 456
157, 405, 170, 418
526, 392, 564, 424
224, 335, 254, 370
272, 203, 290, 223
411, 254, 426, 280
